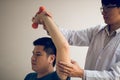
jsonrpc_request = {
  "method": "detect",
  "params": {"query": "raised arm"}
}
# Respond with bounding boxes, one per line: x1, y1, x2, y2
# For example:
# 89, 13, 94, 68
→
32, 6, 71, 80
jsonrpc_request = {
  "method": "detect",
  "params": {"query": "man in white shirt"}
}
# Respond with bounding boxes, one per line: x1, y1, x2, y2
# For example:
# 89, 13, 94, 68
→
57, 0, 120, 80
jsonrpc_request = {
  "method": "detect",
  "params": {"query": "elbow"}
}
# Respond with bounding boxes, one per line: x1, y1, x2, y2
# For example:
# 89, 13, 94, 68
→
63, 43, 69, 51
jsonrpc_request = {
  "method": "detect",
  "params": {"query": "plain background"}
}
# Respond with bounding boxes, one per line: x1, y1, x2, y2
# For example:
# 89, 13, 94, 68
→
0, 0, 104, 80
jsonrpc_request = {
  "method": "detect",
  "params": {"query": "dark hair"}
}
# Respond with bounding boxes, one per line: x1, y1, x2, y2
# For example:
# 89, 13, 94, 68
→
102, 0, 120, 7
33, 37, 56, 67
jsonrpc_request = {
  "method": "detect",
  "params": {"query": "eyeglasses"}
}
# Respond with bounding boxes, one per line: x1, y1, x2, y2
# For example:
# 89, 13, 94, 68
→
100, 5, 118, 12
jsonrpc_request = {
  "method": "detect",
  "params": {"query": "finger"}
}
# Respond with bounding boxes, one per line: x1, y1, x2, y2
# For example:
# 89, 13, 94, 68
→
58, 69, 70, 76
32, 14, 43, 25
45, 11, 52, 18
33, 10, 52, 25
38, 10, 52, 18
32, 17, 35, 22
57, 63, 68, 70
32, 17, 38, 23
71, 60, 76, 64
58, 61, 72, 68
57, 64, 72, 73
57, 63, 72, 74
57, 63, 65, 71
59, 69, 73, 77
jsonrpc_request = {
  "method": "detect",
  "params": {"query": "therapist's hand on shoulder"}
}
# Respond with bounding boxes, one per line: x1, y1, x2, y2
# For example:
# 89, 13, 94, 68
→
57, 60, 84, 78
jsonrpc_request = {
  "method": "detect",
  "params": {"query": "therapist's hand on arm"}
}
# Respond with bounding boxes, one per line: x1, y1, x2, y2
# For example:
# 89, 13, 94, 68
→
57, 60, 84, 78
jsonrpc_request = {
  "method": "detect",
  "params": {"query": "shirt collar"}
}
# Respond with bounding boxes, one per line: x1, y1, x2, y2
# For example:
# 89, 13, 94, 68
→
105, 26, 110, 36
105, 25, 120, 36
116, 27, 120, 33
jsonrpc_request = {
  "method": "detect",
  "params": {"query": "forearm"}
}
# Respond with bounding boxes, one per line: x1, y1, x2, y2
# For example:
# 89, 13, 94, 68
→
83, 70, 120, 80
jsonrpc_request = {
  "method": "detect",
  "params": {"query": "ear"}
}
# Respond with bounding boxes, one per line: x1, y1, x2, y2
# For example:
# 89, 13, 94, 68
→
48, 55, 55, 64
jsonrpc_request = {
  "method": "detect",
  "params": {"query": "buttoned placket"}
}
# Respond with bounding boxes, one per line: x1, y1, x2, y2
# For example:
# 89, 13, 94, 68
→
94, 27, 117, 70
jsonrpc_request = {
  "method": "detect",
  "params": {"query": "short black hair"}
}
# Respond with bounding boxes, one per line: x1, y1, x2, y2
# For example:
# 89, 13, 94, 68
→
102, 0, 120, 7
33, 37, 56, 67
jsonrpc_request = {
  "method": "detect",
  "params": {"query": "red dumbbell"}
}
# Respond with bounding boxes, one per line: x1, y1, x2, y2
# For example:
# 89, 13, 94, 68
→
32, 6, 45, 29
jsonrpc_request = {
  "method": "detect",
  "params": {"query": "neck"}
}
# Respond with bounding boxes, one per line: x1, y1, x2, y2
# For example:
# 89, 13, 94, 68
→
37, 66, 54, 78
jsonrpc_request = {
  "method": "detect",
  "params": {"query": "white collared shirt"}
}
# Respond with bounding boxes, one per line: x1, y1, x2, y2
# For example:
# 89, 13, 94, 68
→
61, 25, 120, 80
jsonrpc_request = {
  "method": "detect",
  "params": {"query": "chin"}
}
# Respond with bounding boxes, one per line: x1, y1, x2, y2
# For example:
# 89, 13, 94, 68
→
104, 20, 113, 25
104, 18, 116, 25
32, 66, 37, 72
32, 69, 38, 72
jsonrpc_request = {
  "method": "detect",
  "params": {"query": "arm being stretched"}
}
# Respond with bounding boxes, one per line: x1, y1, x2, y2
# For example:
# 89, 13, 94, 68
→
32, 6, 71, 80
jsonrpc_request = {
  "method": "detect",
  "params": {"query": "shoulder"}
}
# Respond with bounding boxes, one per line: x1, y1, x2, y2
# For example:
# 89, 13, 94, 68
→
87, 25, 106, 33
84, 25, 106, 37
24, 72, 37, 80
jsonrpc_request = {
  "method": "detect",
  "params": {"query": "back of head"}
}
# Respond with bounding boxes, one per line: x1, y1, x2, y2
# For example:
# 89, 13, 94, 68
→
102, 0, 120, 7
33, 37, 56, 67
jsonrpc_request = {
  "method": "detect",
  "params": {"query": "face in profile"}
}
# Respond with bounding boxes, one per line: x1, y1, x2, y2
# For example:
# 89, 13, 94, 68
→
102, 6, 120, 25
31, 46, 51, 74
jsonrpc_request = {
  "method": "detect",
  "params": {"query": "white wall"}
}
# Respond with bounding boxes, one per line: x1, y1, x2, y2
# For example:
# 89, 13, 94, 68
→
0, 0, 104, 80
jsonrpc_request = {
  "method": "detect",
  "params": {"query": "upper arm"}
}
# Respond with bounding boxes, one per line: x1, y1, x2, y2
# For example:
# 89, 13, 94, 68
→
61, 25, 102, 46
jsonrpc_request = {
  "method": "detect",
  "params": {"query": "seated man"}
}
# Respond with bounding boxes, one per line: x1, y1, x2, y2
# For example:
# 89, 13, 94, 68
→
24, 37, 70, 80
